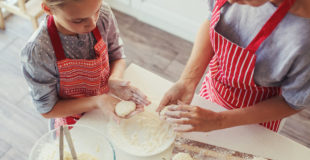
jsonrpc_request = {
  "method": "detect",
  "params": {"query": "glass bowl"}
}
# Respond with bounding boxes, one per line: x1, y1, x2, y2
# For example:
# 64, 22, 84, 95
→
29, 125, 115, 160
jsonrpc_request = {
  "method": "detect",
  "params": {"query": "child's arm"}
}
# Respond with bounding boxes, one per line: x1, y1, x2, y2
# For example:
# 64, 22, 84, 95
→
158, 19, 214, 111
109, 59, 126, 80
41, 94, 120, 118
103, 5, 150, 106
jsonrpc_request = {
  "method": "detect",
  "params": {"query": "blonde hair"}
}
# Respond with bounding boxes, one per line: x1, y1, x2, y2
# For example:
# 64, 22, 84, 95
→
42, 0, 80, 8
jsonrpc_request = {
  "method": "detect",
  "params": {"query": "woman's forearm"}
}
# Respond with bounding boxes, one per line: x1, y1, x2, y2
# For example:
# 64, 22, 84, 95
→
109, 58, 126, 80
219, 96, 300, 129
179, 20, 214, 87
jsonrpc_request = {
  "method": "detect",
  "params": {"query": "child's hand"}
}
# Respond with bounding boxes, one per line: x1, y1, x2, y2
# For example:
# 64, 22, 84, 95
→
108, 79, 151, 106
94, 94, 121, 122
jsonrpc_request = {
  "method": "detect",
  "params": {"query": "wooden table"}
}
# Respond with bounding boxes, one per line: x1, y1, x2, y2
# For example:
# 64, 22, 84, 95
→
76, 64, 310, 160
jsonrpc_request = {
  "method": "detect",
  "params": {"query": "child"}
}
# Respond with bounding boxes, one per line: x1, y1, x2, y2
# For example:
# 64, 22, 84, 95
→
157, 0, 310, 132
21, 0, 150, 129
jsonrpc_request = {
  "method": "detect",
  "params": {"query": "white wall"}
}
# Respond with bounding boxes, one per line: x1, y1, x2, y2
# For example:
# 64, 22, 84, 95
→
105, 0, 209, 42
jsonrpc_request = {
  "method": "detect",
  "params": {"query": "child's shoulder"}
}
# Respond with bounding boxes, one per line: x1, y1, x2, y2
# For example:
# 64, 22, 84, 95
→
21, 16, 54, 64
99, 1, 114, 18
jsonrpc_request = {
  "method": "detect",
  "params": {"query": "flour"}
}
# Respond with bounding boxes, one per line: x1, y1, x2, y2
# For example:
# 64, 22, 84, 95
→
172, 152, 194, 160
107, 109, 176, 156
37, 142, 99, 160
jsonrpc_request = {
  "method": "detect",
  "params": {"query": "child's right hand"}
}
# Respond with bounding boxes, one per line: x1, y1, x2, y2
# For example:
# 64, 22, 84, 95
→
94, 94, 121, 122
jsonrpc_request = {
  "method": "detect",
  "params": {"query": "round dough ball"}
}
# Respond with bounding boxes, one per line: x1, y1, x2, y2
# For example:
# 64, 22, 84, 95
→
115, 100, 136, 117
172, 152, 194, 160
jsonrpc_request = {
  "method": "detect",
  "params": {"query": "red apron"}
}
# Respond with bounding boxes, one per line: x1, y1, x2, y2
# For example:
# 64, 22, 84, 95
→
199, 0, 296, 132
47, 16, 110, 128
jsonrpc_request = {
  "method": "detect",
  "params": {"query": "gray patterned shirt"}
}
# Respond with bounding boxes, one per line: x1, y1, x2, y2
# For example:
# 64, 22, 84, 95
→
21, 3, 125, 113
206, 0, 310, 110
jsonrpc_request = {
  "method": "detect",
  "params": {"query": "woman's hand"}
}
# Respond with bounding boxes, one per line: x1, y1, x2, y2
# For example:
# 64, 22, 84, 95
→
163, 104, 224, 132
108, 79, 151, 106
157, 80, 196, 112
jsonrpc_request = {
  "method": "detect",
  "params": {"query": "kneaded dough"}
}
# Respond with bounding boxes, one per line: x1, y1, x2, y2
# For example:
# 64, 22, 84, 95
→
115, 100, 136, 117
63, 151, 98, 160
172, 152, 194, 160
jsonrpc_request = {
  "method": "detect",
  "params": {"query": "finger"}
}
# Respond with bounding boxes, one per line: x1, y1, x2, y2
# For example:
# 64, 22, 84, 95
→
124, 110, 143, 118
157, 96, 171, 112
132, 96, 146, 106
133, 87, 147, 99
177, 100, 186, 105
133, 94, 149, 105
173, 125, 195, 132
128, 86, 146, 98
120, 81, 130, 87
135, 105, 144, 111
165, 110, 194, 119
132, 90, 149, 105
112, 113, 121, 124
166, 117, 193, 125
167, 105, 193, 112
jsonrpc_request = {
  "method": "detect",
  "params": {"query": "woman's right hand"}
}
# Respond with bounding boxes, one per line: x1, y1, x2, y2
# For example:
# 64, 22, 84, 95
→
157, 80, 196, 112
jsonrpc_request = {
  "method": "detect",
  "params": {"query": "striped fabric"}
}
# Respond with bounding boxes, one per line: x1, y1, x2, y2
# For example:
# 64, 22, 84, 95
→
199, 0, 295, 132
57, 41, 110, 98
47, 16, 110, 128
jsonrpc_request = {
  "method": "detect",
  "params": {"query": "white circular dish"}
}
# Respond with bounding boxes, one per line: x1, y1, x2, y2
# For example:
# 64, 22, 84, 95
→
107, 106, 176, 157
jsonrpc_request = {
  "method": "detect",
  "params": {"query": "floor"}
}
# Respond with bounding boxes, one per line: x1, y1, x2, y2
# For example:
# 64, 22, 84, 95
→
0, 9, 309, 160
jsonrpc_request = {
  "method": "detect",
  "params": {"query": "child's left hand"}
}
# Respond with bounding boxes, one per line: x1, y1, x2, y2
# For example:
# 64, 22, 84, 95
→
108, 79, 151, 106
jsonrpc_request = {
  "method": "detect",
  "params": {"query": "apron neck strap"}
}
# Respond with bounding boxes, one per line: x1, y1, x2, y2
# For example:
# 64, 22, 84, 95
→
217, 0, 228, 8
92, 26, 102, 42
47, 15, 66, 61
246, 0, 296, 51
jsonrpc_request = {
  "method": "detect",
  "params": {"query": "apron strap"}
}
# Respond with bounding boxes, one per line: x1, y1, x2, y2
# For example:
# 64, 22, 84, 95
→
217, 0, 228, 8
92, 26, 102, 42
246, 0, 296, 52
47, 15, 66, 61
47, 15, 102, 61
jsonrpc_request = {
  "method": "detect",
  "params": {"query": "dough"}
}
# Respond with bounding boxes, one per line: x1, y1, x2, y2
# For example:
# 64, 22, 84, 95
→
172, 152, 194, 160
63, 151, 98, 160
115, 100, 136, 117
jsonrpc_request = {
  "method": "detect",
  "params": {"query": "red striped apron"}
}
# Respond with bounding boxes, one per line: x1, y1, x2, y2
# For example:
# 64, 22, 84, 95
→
199, 0, 295, 132
47, 16, 110, 128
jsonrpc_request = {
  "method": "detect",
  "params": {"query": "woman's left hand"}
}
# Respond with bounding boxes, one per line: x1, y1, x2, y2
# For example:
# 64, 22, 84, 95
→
163, 104, 224, 132
108, 79, 151, 106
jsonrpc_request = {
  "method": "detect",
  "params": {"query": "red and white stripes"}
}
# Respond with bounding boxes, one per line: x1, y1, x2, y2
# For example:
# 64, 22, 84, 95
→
199, 0, 296, 132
